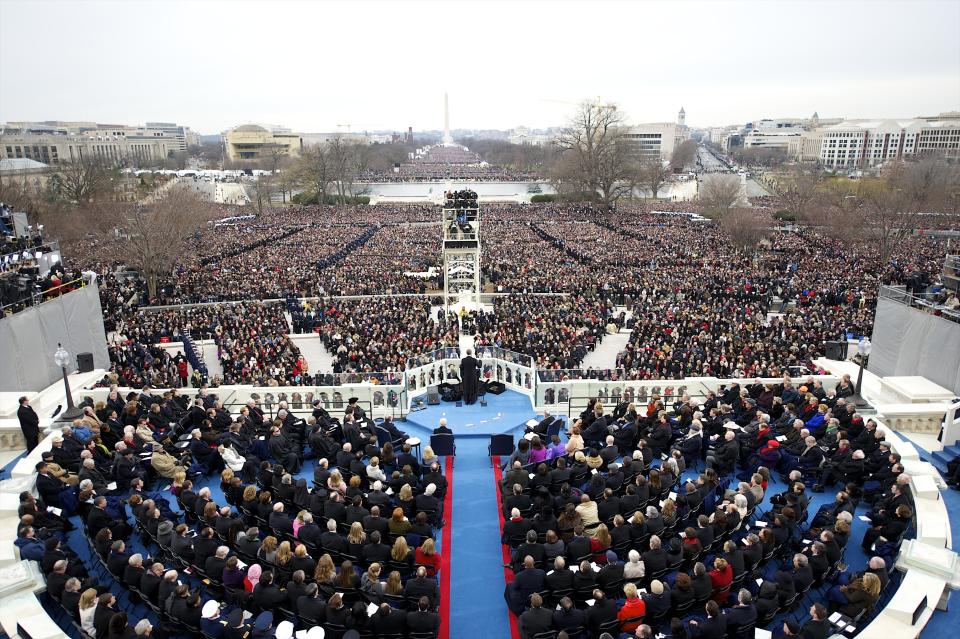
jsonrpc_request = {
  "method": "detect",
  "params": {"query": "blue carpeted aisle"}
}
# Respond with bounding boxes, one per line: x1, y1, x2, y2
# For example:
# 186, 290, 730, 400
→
449, 437, 515, 639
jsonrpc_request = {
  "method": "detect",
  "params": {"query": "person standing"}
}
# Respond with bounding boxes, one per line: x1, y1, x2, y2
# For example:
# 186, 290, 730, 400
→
18, 396, 40, 452
459, 349, 480, 405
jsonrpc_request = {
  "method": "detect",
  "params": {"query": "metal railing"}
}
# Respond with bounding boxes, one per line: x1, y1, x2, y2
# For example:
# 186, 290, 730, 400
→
0, 276, 88, 314
879, 285, 960, 324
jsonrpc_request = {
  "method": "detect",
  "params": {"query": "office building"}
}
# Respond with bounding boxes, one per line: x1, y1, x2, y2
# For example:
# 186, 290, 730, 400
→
1, 121, 190, 165
819, 118, 960, 169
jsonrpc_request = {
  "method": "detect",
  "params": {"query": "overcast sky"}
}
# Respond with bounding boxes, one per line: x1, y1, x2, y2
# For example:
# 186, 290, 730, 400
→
1, 0, 958, 134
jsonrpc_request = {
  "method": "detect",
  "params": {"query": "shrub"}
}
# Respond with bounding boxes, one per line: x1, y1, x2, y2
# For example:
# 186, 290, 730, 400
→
530, 194, 557, 203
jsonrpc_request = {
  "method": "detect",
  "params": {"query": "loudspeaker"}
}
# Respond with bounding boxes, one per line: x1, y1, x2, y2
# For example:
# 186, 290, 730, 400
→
77, 352, 94, 373
426, 386, 441, 405
439, 383, 462, 402
824, 341, 846, 360
487, 381, 506, 395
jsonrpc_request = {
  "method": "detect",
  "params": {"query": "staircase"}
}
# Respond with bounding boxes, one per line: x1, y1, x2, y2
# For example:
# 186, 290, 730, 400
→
931, 445, 960, 475
180, 333, 208, 378
931, 403, 960, 474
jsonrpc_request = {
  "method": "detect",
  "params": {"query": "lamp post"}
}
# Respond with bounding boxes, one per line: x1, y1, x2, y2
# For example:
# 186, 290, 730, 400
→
54, 343, 83, 421
851, 337, 872, 409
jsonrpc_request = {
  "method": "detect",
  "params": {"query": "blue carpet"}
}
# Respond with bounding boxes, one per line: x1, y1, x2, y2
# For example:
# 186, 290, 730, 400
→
887, 436, 960, 638
0, 410, 908, 639
449, 437, 515, 639
406, 390, 537, 437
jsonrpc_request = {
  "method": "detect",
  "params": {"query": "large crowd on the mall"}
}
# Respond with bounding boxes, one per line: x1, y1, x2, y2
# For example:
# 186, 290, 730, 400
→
497, 373, 909, 639
53, 197, 952, 389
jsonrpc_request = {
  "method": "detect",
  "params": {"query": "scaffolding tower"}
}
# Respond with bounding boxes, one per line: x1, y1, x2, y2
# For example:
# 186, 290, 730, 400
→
441, 189, 481, 313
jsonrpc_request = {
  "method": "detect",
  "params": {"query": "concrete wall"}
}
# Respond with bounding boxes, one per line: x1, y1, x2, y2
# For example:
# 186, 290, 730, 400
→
0, 284, 109, 392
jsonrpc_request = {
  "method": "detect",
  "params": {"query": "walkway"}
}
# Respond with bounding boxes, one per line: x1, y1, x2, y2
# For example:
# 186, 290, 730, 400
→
199, 342, 223, 379
290, 333, 334, 373
581, 330, 631, 370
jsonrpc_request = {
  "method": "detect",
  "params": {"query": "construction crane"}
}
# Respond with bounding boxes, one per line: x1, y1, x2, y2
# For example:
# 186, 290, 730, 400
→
336, 124, 352, 134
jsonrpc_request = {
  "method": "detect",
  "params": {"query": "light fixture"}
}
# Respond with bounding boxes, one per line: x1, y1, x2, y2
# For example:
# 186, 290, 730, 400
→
53, 343, 82, 420
851, 337, 873, 409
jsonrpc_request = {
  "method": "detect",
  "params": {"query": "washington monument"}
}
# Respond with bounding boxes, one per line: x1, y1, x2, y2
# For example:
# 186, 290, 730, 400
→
442, 91, 453, 146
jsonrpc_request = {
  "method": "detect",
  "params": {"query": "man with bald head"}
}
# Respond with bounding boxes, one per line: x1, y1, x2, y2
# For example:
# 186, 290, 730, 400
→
505, 555, 546, 615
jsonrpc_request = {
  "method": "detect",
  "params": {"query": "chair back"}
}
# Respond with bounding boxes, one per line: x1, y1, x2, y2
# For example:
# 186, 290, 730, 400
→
430, 433, 456, 457
489, 434, 515, 457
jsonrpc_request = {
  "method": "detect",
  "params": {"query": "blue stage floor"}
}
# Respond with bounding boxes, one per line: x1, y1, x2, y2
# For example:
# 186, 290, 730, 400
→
405, 389, 538, 437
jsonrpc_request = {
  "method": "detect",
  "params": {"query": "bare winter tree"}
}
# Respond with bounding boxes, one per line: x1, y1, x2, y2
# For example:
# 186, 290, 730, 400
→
670, 139, 698, 172
851, 158, 959, 264
636, 159, 672, 199
328, 135, 355, 205
48, 158, 114, 203
699, 174, 743, 219
110, 190, 213, 299
294, 144, 335, 204
721, 207, 769, 248
773, 164, 826, 222
551, 101, 636, 206
247, 173, 275, 215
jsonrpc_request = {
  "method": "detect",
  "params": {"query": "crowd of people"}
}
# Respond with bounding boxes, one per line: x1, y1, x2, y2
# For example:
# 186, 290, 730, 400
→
46, 196, 954, 384
21, 380, 450, 639
498, 374, 908, 638
359, 145, 541, 182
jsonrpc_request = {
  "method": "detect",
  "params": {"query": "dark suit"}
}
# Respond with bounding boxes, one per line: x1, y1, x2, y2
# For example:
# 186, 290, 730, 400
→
690, 614, 727, 639
460, 355, 481, 404
18, 404, 40, 451
802, 617, 831, 639
407, 610, 441, 634
519, 606, 553, 639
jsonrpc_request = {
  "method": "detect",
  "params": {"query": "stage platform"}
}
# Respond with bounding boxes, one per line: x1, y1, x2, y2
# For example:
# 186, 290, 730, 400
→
404, 389, 543, 438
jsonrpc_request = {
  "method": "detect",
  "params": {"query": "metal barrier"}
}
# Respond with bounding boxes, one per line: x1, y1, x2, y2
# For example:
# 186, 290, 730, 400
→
0, 276, 88, 314
879, 285, 960, 324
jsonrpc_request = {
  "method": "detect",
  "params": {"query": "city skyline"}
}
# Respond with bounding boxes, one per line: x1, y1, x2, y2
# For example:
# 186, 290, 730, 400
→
1, 0, 958, 134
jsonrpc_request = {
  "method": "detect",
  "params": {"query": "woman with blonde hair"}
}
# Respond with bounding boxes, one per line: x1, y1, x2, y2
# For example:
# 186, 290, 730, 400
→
327, 470, 346, 494
565, 425, 584, 455
415, 538, 441, 577
347, 522, 367, 557
314, 554, 336, 584
292, 510, 308, 537
391, 536, 413, 566
78, 587, 98, 635
275, 540, 293, 567
170, 469, 187, 496
398, 484, 415, 518
361, 562, 385, 602
219, 468, 235, 494
422, 446, 437, 467
838, 572, 882, 618
290, 543, 316, 575
366, 457, 387, 483
384, 570, 404, 595
258, 536, 278, 563
591, 523, 612, 562
660, 499, 677, 527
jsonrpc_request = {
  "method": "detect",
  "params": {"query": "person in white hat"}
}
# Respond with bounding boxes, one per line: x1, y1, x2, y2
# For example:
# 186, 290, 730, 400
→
275, 620, 295, 639
200, 600, 226, 637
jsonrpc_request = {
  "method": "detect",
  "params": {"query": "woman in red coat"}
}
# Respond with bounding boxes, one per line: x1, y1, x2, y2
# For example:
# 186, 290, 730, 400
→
617, 582, 646, 632
709, 557, 733, 604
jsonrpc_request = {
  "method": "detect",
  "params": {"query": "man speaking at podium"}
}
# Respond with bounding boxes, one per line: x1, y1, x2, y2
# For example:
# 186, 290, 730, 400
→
460, 349, 481, 405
